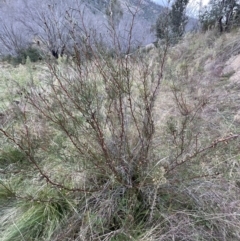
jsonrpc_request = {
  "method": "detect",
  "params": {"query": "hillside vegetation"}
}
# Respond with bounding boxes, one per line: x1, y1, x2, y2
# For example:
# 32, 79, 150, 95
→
0, 29, 240, 240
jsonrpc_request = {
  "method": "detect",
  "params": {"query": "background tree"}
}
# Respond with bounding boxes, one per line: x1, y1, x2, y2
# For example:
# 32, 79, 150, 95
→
0, 2, 29, 56
170, 0, 189, 40
200, 0, 240, 32
155, 8, 171, 41
106, 0, 123, 28
155, 0, 189, 43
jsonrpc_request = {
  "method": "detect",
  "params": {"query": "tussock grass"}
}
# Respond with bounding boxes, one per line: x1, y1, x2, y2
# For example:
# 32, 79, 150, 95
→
0, 182, 73, 241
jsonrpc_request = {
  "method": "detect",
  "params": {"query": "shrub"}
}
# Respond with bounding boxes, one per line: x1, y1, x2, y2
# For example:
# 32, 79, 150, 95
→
0, 3, 240, 241
2, 47, 42, 65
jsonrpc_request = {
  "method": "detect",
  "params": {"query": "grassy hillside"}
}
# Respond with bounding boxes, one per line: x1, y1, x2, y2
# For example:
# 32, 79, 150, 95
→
0, 29, 240, 241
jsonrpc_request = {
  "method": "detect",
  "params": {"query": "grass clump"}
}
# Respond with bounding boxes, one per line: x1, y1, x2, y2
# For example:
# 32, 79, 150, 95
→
1, 186, 72, 241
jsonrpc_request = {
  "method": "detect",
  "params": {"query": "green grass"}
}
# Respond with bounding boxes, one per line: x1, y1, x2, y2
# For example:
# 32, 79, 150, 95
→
0, 185, 73, 241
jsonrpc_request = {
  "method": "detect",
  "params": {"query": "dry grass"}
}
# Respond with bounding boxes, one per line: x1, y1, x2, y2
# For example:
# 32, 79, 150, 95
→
1, 30, 240, 240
